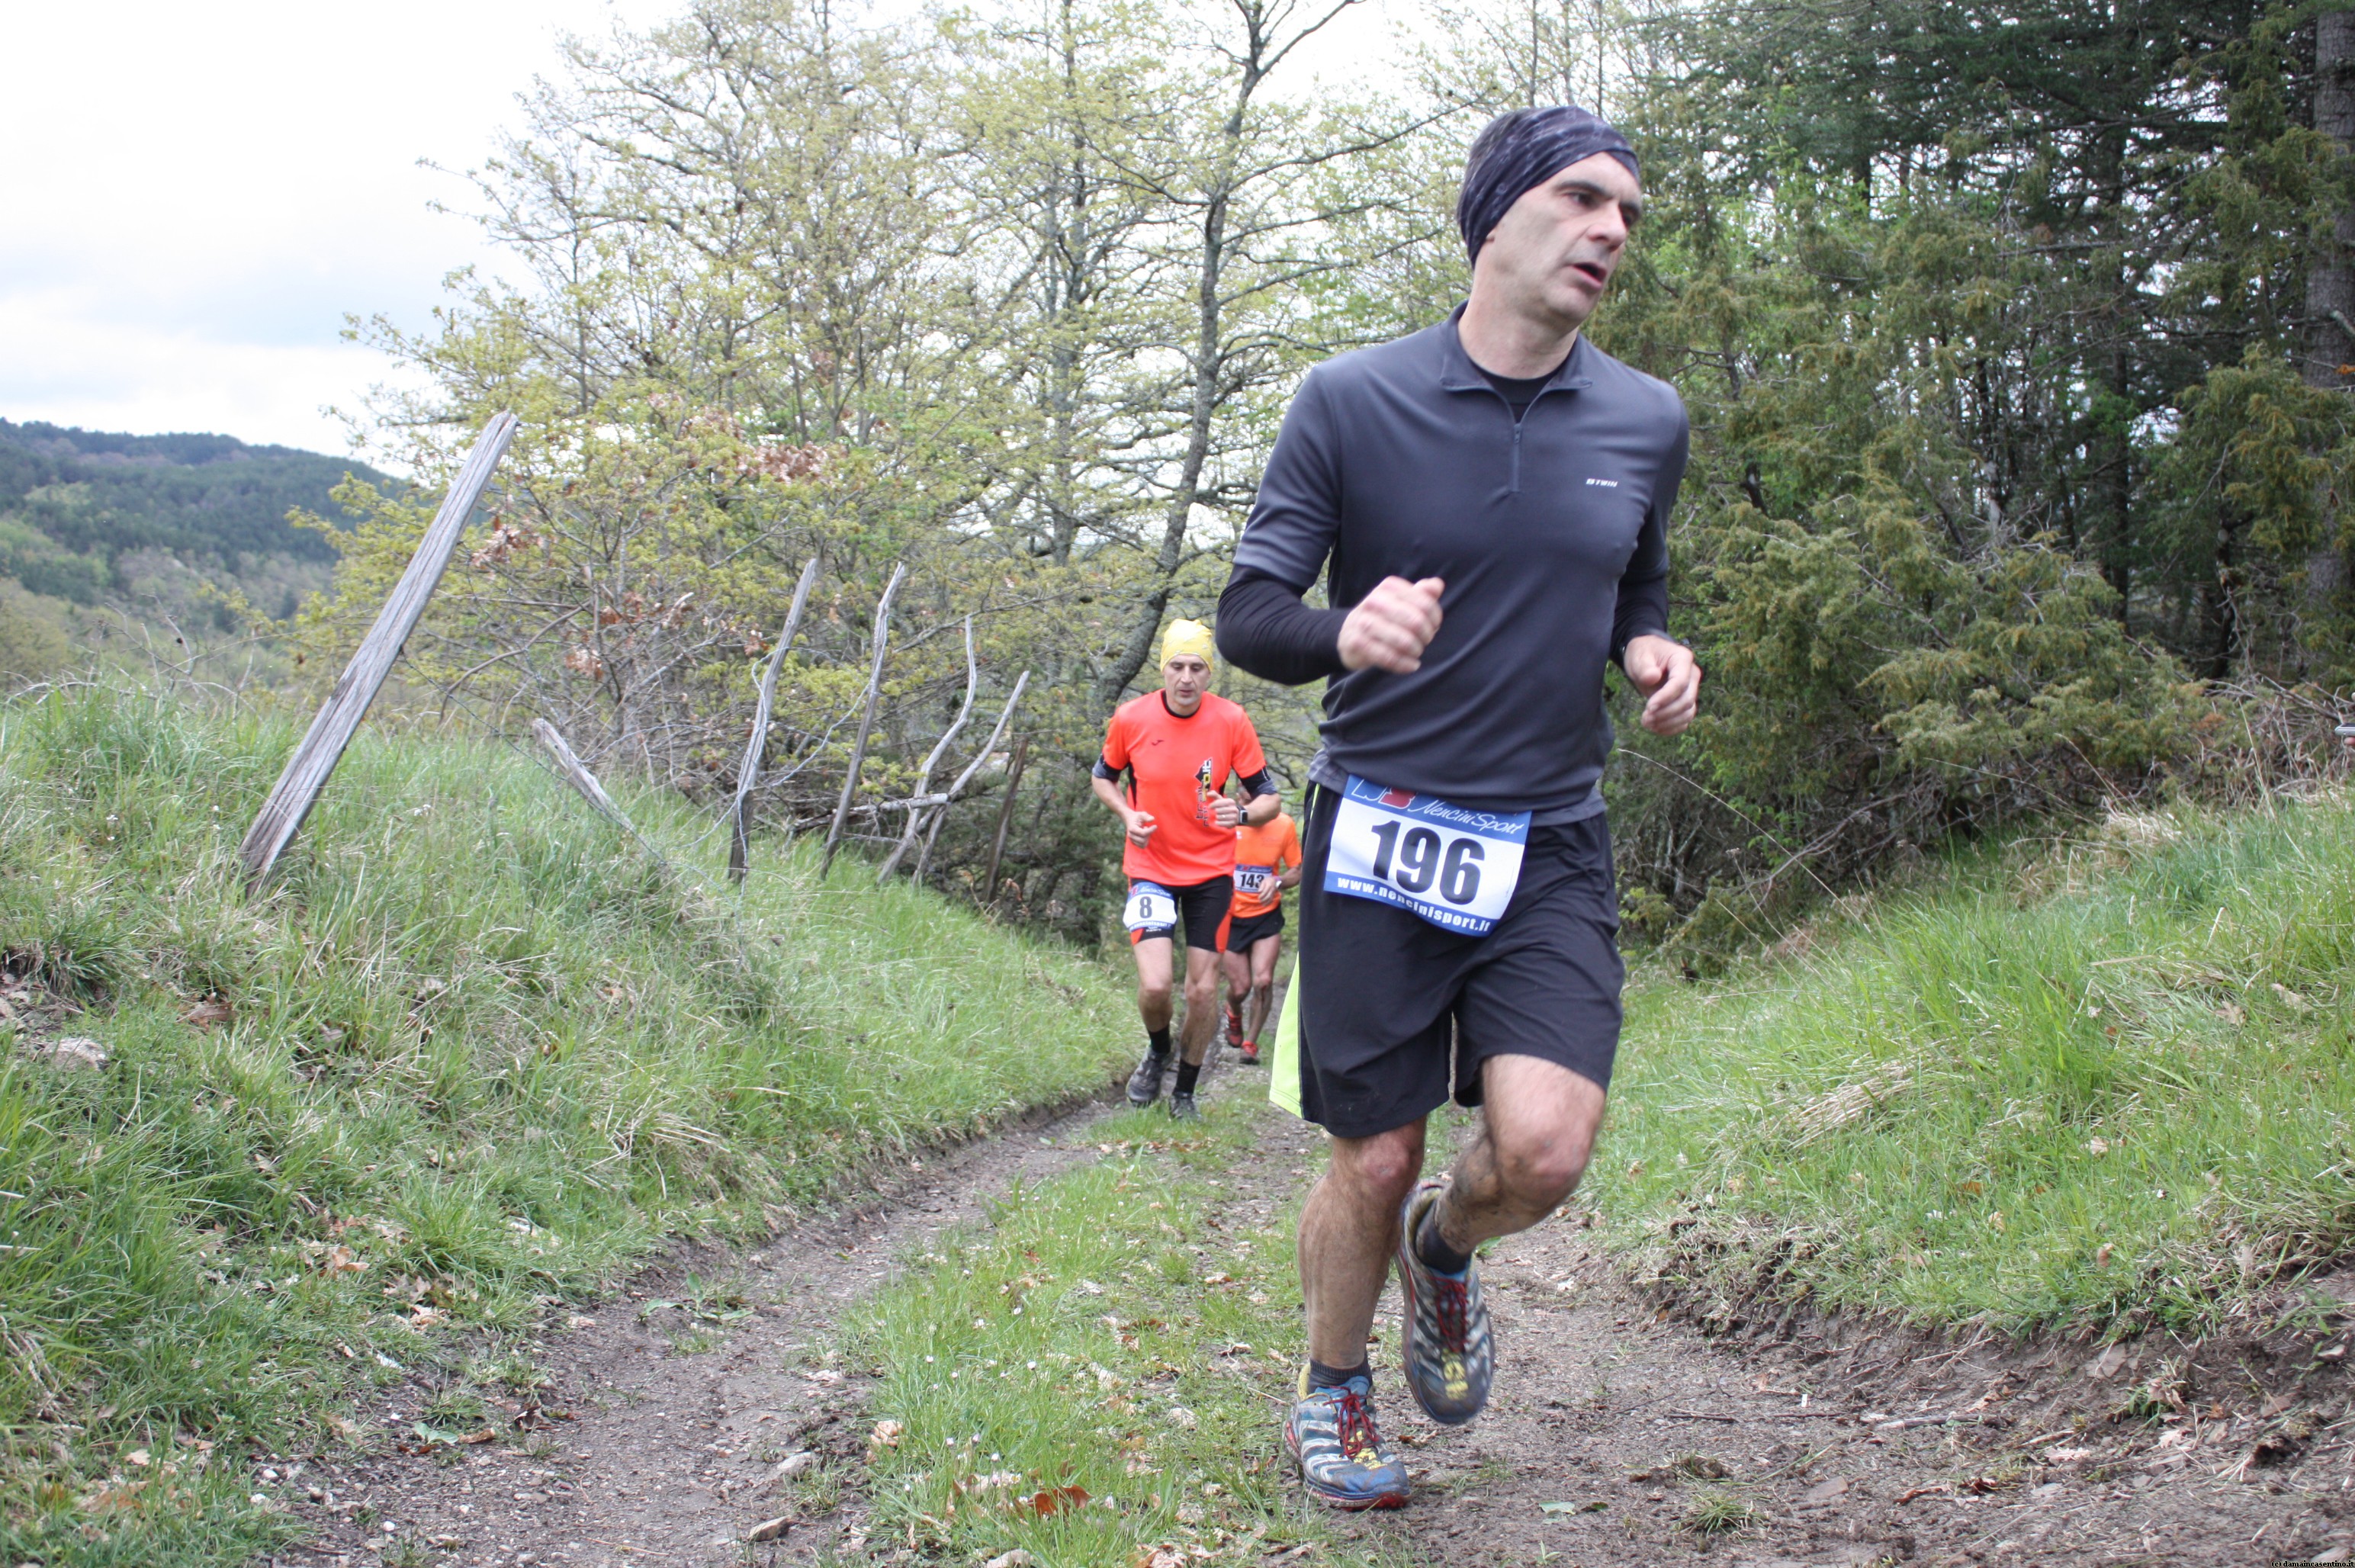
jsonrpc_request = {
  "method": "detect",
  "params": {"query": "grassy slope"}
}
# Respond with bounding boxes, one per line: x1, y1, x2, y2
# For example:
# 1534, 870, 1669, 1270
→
1595, 795, 2355, 1338
0, 689, 1133, 1565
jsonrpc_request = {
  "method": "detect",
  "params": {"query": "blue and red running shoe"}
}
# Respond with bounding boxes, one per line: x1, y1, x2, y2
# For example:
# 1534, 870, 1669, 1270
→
1283, 1367, 1410, 1509
1395, 1180, 1493, 1426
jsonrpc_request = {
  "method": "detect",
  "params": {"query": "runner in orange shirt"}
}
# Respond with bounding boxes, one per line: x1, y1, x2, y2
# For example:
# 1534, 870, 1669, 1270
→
1222, 806, 1301, 1065
1092, 619, 1283, 1119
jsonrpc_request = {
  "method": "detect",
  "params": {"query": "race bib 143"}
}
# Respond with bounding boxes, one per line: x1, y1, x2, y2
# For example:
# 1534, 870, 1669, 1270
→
1322, 776, 1530, 937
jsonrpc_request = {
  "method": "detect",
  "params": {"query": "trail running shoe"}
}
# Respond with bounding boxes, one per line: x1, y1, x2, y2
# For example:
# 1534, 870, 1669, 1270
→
1284, 1368, 1410, 1510
1235, 1039, 1261, 1065
1126, 1050, 1168, 1106
1168, 1091, 1200, 1120
1226, 1009, 1246, 1046
1395, 1180, 1493, 1426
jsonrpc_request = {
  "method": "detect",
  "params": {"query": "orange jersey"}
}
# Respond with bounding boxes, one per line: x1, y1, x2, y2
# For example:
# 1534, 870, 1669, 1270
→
1100, 692, 1268, 887
1230, 812, 1300, 918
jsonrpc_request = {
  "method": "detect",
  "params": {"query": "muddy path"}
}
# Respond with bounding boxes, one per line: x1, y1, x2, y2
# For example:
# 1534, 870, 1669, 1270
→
267, 1053, 2351, 1568
1351, 1168, 2355, 1568
268, 1079, 1144, 1568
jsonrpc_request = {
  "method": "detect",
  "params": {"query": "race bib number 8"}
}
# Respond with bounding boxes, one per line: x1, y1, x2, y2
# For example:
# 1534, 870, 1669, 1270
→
1323, 776, 1530, 936
1123, 883, 1178, 933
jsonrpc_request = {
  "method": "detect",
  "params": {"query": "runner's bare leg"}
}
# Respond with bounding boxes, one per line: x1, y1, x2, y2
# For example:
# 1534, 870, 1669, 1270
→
1178, 946, 1220, 1066
1299, 1120, 1427, 1367
1133, 937, 1175, 1035
1425, 1054, 1606, 1252
1221, 944, 1254, 1037
1245, 934, 1281, 1042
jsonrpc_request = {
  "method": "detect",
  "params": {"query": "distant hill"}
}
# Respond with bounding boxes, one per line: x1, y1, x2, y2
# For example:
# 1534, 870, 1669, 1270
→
0, 421, 392, 606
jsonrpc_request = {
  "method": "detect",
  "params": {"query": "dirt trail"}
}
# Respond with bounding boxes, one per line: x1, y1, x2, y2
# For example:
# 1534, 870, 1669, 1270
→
1348, 1162, 2355, 1567
272, 1084, 1139, 1567
271, 1058, 2350, 1568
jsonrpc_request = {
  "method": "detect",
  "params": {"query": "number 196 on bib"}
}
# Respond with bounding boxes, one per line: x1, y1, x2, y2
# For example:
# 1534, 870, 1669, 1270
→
1323, 776, 1531, 937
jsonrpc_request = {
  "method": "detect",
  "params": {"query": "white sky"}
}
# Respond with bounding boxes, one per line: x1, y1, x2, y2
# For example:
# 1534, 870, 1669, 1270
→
0, 0, 665, 461
0, 0, 1402, 464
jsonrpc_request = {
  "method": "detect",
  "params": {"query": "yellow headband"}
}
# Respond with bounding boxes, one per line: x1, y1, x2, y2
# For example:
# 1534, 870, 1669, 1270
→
1161, 619, 1216, 667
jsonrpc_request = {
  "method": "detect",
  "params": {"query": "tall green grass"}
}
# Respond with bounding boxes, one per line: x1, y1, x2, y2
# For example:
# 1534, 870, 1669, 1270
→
1596, 797, 2355, 1336
846, 1104, 1411, 1567
0, 686, 1133, 1564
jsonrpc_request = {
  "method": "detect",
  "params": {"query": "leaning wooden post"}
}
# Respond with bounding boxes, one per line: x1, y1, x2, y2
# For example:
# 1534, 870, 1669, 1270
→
728, 556, 821, 885
531, 718, 635, 831
981, 732, 1030, 908
821, 562, 906, 876
237, 413, 519, 885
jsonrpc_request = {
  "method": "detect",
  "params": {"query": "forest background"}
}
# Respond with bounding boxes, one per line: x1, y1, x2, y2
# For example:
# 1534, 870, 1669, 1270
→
286, 0, 2355, 952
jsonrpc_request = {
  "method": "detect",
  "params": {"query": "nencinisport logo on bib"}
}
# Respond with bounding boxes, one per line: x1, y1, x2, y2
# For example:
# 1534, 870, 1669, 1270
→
1322, 776, 1530, 936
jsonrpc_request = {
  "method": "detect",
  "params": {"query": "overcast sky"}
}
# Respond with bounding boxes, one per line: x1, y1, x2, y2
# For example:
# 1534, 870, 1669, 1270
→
2, 0, 1401, 464
0, 0, 663, 459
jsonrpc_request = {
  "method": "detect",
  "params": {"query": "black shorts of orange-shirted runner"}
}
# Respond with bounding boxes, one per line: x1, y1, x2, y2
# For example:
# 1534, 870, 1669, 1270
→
1216, 101, 1701, 1514
1222, 904, 1283, 951
1126, 875, 1232, 955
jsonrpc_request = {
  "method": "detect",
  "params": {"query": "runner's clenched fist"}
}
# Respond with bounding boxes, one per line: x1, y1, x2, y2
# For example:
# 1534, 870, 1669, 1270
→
1623, 634, 1699, 737
1338, 576, 1446, 673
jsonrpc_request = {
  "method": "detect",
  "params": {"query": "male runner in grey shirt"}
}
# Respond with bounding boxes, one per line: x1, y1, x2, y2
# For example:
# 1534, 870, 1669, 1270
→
1216, 104, 1701, 1509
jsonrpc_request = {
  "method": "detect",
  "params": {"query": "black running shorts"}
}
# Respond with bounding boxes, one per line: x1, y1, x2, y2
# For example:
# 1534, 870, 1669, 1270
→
1127, 875, 1232, 953
1225, 904, 1286, 951
1290, 782, 1623, 1138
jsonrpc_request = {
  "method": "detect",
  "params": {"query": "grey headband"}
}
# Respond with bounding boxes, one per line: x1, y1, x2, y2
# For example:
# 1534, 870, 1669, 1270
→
1456, 105, 1640, 266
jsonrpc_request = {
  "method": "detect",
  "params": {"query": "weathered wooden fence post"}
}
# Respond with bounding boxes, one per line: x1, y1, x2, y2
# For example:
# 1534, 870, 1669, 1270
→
821, 562, 906, 875
728, 556, 821, 885
237, 413, 519, 885
531, 718, 635, 832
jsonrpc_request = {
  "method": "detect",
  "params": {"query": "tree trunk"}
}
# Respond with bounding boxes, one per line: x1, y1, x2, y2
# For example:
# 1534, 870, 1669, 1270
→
2305, 8, 2355, 609
1092, 4, 1280, 715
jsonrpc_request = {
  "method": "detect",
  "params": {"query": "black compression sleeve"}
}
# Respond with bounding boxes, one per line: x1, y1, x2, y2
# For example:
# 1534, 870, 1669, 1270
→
1609, 568, 1671, 667
1216, 568, 1349, 686
1091, 757, 1122, 782
1235, 768, 1277, 798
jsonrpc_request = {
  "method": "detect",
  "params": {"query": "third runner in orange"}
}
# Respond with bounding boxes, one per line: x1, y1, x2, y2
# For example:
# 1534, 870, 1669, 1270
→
1222, 805, 1300, 1064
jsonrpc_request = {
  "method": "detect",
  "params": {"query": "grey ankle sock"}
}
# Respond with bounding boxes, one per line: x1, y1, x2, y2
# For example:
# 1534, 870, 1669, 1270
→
1306, 1357, 1369, 1391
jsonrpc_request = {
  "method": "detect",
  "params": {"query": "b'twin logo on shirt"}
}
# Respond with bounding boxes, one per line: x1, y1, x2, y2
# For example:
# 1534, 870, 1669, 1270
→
1585, 477, 1620, 487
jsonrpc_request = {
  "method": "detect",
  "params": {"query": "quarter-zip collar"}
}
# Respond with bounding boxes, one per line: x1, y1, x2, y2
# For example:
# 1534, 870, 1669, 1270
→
1435, 302, 1595, 398
1436, 305, 1594, 492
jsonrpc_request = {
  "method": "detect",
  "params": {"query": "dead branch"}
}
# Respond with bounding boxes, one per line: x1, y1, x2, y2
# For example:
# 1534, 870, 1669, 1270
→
729, 556, 821, 884
877, 615, 978, 882
821, 562, 908, 875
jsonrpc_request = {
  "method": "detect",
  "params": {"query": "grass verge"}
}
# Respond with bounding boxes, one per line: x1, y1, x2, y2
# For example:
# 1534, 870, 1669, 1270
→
0, 686, 1133, 1565
837, 1099, 1414, 1567
1595, 794, 2355, 1337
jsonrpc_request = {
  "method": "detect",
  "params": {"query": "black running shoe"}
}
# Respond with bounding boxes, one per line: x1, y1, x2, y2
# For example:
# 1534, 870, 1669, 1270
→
1126, 1050, 1168, 1106
1168, 1091, 1200, 1120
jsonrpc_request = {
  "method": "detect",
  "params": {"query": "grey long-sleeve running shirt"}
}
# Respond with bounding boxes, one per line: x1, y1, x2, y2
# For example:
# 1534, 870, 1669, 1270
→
1216, 307, 1688, 823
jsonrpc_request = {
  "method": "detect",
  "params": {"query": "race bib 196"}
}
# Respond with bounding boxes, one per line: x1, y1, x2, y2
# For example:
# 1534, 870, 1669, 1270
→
1123, 882, 1178, 933
1322, 776, 1530, 936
